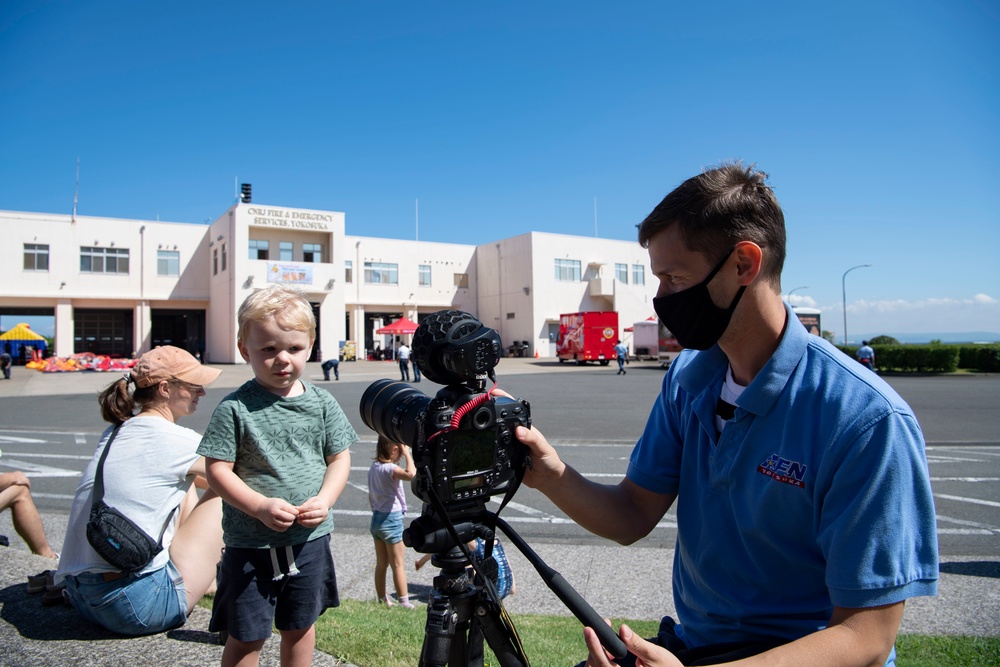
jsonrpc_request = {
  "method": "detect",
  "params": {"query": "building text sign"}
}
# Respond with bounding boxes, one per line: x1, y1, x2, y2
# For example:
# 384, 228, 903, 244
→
247, 207, 333, 231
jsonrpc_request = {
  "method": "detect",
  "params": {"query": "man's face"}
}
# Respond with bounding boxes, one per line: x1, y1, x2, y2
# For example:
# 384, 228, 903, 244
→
648, 225, 738, 307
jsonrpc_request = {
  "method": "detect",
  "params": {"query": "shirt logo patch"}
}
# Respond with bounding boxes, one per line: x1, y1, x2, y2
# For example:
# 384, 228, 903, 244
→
758, 453, 808, 489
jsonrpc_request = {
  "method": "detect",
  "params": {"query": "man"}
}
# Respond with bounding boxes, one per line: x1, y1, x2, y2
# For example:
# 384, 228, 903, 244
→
856, 340, 876, 371
0, 470, 59, 559
614, 340, 628, 375
1, 346, 12, 380
397, 342, 411, 381
411, 348, 422, 382
515, 163, 938, 667
322, 356, 340, 381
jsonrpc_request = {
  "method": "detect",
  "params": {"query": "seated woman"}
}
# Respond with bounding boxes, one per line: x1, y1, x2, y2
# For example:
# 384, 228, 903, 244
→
56, 346, 225, 636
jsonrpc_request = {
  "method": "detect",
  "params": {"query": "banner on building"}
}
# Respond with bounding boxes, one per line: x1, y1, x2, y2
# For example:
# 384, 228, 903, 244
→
267, 262, 313, 285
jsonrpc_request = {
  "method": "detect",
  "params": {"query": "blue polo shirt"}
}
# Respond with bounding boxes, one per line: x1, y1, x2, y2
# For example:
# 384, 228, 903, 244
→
627, 306, 938, 653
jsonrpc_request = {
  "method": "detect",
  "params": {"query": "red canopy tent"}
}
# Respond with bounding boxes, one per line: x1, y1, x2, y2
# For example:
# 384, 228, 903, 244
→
375, 316, 419, 335
375, 316, 419, 360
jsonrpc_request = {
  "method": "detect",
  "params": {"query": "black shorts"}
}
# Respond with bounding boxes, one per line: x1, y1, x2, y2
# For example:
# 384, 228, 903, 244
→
210, 533, 339, 642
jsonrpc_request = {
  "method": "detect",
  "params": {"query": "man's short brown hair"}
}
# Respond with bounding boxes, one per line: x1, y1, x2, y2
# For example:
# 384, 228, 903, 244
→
638, 162, 786, 288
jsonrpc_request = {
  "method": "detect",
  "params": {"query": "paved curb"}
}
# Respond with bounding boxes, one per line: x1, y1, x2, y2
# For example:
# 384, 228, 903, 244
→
0, 547, 347, 667
2, 512, 999, 667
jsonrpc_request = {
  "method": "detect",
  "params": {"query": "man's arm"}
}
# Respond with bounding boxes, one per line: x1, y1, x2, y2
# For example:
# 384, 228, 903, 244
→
516, 425, 675, 545
584, 604, 904, 667
204, 457, 299, 532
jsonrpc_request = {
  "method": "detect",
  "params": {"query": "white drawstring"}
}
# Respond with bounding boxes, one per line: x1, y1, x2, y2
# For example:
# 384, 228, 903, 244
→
269, 545, 300, 580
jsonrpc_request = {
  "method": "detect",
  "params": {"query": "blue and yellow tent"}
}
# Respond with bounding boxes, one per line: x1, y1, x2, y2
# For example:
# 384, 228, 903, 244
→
0, 323, 48, 363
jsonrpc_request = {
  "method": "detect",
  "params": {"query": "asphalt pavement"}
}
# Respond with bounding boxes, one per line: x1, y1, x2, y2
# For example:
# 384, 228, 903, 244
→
1, 358, 998, 666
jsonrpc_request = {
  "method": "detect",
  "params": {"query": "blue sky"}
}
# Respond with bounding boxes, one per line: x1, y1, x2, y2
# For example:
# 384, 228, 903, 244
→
2, 0, 998, 341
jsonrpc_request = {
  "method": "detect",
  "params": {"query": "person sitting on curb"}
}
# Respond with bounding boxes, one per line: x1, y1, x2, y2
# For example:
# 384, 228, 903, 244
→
0, 470, 59, 559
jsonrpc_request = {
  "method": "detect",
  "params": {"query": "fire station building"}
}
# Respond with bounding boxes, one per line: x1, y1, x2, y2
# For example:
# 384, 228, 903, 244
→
0, 200, 657, 363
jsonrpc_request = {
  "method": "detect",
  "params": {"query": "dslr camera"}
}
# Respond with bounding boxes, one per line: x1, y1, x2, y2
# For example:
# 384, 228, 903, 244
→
360, 310, 530, 524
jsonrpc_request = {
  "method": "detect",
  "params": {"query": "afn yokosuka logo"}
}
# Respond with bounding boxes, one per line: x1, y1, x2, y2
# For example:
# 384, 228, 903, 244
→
758, 453, 808, 489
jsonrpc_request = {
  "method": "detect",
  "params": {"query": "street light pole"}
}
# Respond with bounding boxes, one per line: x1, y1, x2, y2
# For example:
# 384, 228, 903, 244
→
786, 285, 809, 305
842, 264, 873, 346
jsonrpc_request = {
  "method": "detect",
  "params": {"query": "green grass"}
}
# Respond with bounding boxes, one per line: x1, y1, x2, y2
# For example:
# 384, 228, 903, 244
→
201, 597, 999, 666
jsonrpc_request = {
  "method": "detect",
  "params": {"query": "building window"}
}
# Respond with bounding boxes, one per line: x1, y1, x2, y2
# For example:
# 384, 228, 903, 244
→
212, 248, 219, 276
249, 239, 269, 260
554, 258, 581, 282
23, 243, 49, 271
157, 250, 180, 276
615, 263, 628, 284
418, 264, 431, 286
303, 243, 322, 263
364, 261, 398, 285
345, 260, 353, 283
80, 247, 129, 274
280, 241, 293, 261
221, 243, 227, 271
454, 273, 469, 288
632, 264, 646, 286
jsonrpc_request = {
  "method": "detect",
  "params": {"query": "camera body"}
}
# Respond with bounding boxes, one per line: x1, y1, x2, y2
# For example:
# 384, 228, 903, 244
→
360, 310, 530, 516
414, 385, 529, 507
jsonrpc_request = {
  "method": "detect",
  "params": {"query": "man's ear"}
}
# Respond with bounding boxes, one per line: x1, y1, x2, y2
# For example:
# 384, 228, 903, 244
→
734, 241, 763, 286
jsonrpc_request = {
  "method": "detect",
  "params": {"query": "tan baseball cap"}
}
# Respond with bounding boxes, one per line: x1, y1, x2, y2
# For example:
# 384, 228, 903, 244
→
132, 345, 222, 388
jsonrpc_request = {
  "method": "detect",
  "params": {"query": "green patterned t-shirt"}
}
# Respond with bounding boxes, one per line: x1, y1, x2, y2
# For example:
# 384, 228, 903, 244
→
198, 379, 358, 548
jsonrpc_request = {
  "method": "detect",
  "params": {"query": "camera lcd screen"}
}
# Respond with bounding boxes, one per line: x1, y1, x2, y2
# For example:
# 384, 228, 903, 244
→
448, 429, 495, 475
454, 474, 485, 490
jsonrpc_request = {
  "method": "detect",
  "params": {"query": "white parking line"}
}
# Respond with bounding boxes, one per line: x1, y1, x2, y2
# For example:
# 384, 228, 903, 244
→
0, 457, 81, 477
933, 493, 1000, 509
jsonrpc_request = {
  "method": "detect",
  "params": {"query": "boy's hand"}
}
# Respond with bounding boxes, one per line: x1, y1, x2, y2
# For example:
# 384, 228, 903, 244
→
295, 496, 331, 527
255, 497, 299, 532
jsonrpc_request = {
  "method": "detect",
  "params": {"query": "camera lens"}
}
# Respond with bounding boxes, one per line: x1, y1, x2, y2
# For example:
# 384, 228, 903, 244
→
360, 379, 431, 445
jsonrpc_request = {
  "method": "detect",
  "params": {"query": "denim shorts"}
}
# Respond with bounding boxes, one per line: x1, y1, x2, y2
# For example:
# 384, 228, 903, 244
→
370, 510, 404, 544
63, 561, 187, 636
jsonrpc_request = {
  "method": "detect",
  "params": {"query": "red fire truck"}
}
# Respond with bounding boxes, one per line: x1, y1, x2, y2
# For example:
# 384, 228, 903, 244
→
556, 311, 618, 365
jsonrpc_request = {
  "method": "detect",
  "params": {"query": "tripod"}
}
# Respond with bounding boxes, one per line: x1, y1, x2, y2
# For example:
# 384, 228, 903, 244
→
405, 508, 627, 667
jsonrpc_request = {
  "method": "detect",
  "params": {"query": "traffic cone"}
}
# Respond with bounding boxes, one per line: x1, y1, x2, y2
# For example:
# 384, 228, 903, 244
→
534, 350, 539, 358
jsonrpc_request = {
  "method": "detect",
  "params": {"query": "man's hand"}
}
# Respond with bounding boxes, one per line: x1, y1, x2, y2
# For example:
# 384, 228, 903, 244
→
295, 496, 331, 527
254, 497, 299, 532
584, 623, 683, 667
514, 424, 566, 492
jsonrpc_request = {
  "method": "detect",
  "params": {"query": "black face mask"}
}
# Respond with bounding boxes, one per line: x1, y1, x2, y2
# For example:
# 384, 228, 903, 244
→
653, 247, 746, 351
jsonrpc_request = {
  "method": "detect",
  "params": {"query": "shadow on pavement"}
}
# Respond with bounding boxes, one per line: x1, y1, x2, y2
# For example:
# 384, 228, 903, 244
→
939, 560, 1000, 579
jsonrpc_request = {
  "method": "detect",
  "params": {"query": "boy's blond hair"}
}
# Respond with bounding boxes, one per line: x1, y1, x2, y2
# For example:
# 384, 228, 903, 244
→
237, 285, 316, 344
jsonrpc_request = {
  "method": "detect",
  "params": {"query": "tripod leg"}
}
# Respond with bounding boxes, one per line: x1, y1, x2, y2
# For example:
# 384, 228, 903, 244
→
476, 601, 529, 667
419, 594, 457, 667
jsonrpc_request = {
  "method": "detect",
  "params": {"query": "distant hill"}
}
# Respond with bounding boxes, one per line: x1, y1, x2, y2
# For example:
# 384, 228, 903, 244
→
857, 332, 1000, 344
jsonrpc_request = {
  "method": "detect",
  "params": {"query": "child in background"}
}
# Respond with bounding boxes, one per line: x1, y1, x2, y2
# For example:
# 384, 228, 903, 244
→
415, 536, 516, 599
199, 285, 357, 667
369, 435, 417, 607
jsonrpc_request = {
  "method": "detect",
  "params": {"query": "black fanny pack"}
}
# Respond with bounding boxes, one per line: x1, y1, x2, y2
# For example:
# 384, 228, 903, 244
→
85, 424, 175, 573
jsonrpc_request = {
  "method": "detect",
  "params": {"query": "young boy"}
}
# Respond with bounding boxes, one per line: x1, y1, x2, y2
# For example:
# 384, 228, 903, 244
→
199, 285, 357, 667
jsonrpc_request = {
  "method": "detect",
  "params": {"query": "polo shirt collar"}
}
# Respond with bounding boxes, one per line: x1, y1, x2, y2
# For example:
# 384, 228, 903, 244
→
675, 303, 809, 418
